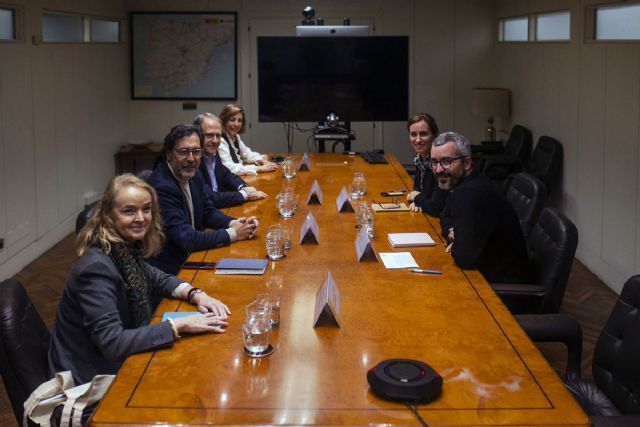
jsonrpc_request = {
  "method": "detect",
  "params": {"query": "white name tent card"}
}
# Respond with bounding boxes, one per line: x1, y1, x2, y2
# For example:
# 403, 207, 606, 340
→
299, 152, 311, 171
307, 180, 324, 205
313, 272, 341, 327
300, 212, 320, 245
355, 228, 377, 262
379, 252, 419, 269
335, 186, 354, 212
387, 232, 436, 248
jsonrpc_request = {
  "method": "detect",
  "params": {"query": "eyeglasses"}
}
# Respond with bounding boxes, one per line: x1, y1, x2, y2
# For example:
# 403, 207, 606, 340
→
204, 132, 222, 140
174, 148, 203, 158
410, 131, 432, 140
428, 156, 466, 170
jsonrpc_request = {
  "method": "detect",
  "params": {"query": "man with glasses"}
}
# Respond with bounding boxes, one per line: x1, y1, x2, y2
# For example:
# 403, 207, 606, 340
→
432, 132, 528, 283
148, 124, 259, 275
194, 113, 267, 208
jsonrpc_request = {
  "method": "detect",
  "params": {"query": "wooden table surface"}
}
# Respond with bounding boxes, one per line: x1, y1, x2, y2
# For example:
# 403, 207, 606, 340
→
90, 153, 588, 426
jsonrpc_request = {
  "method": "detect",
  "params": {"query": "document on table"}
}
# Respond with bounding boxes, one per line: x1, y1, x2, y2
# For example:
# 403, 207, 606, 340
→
379, 252, 419, 269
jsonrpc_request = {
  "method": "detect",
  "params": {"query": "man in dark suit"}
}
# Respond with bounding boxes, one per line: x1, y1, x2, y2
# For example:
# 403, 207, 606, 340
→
194, 113, 267, 208
148, 124, 259, 275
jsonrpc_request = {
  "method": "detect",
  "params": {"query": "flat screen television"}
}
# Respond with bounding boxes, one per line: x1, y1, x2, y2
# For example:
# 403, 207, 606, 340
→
257, 36, 409, 123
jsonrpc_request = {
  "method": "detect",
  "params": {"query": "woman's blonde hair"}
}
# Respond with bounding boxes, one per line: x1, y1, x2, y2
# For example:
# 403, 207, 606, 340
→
219, 103, 246, 134
77, 174, 164, 257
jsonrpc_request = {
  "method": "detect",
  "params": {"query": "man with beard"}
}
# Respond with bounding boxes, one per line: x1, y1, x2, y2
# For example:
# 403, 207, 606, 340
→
432, 132, 529, 283
148, 124, 259, 275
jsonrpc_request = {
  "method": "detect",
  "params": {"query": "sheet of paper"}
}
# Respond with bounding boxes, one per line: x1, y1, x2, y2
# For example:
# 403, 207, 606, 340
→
379, 252, 419, 269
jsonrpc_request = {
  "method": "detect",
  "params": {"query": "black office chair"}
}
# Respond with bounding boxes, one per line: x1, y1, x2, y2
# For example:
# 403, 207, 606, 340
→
0, 279, 51, 425
524, 136, 563, 197
75, 201, 98, 234
516, 275, 640, 426
492, 207, 578, 314
136, 169, 154, 182
480, 125, 533, 182
504, 173, 547, 239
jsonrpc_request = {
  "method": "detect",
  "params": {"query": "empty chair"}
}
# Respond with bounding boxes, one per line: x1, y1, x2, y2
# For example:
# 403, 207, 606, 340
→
492, 207, 578, 314
0, 278, 51, 425
516, 275, 640, 426
480, 125, 533, 181
524, 136, 563, 196
505, 173, 547, 238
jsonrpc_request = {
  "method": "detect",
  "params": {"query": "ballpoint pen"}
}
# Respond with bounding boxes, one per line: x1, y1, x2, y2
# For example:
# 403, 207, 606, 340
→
409, 268, 443, 275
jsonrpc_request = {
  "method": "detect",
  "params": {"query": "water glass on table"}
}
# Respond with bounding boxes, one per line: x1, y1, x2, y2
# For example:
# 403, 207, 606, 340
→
243, 300, 273, 357
266, 224, 286, 260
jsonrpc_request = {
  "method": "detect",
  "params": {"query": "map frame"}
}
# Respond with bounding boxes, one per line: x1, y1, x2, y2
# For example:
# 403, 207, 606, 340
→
130, 11, 237, 100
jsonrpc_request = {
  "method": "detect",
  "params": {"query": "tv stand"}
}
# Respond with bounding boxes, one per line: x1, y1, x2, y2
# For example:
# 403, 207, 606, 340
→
314, 122, 355, 153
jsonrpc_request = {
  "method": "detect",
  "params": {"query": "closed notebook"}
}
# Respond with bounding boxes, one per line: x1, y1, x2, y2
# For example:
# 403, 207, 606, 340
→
387, 232, 435, 248
215, 258, 268, 275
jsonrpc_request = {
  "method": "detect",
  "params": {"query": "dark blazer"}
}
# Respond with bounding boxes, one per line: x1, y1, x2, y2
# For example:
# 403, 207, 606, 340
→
48, 247, 181, 384
148, 161, 235, 274
199, 153, 247, 208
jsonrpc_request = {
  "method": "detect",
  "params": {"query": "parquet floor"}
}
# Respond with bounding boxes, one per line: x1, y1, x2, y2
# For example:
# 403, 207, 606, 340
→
0, 233, 620, 426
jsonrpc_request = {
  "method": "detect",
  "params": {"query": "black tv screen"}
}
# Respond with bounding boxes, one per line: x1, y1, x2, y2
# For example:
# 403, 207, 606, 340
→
257, 36, 409, 123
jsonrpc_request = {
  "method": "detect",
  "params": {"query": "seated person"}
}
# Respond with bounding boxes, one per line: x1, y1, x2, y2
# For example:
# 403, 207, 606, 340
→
219, 103, 278, 175
432, 131, 529, 283
194, 112, 267, 208
405, 113, 449, 216
148, 124, 258, 275
48, 174, 230, 385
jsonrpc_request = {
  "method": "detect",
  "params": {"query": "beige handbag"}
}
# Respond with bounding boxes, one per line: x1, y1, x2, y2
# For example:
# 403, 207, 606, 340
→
23, 371, 114, 427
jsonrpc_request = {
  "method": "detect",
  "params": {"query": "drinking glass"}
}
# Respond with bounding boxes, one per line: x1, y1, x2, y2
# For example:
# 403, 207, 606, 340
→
280, 222, 293, 251
282, 157, 297, 179
356, 200, 375, 238
352, 172, 367, 198
256, 293, 281, 327
265, 225, 285, 260
243, 300, 272, 356
277, 192, 296, 218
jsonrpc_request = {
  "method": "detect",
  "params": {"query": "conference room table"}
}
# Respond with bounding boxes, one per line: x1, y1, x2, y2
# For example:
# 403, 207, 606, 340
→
90, 153, 589, 426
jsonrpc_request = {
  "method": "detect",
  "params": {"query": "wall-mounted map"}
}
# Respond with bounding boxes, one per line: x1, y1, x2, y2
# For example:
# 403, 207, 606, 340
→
131, 12, 237, 100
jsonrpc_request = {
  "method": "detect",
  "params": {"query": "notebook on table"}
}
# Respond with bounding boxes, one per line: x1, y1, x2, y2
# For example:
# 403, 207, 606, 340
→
214, 258, 269, 275
387, 232, 436, 248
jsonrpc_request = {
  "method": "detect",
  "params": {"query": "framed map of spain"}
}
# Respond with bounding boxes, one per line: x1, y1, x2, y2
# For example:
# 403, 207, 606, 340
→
130, 12, 237, 100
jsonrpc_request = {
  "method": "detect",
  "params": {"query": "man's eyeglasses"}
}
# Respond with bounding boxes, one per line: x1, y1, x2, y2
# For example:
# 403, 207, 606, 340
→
174, 148, 203, 158
428, 156, 466, 170
205, 132, 222, 140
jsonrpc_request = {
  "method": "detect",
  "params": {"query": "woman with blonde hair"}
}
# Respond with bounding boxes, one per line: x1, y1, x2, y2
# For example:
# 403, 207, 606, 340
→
219, 103, 278, 175
48, 174, 230, 385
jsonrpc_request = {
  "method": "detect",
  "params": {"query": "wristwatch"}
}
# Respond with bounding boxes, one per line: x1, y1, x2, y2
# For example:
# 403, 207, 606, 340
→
187, 287, 203, 303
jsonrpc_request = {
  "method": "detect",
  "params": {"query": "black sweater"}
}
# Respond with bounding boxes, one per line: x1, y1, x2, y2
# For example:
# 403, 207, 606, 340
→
412, 158, 449, 217
440, 174, 529, 283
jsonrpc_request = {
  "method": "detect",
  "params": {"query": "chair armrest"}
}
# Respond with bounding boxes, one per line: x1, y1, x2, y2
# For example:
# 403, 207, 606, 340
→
491, 282, 546, 296
515, 313, 583, 381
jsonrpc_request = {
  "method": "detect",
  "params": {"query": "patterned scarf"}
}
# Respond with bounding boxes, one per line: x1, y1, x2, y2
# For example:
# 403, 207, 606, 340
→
222, 132, 241, 164
109, 241, 153, 328
413, 154, 431, 190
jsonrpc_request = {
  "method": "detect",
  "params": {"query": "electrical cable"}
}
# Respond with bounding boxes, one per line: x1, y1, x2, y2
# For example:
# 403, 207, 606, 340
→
405, 401, 428, 427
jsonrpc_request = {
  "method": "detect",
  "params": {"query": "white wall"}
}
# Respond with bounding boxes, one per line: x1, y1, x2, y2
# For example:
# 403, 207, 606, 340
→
495, 0, 640, 293
0, 0, 128, 279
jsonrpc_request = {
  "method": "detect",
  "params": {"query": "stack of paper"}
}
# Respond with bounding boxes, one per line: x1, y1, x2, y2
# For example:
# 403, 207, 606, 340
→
387, 232, 435, 248
379, 252, 419, 269
215, 258, 268, 275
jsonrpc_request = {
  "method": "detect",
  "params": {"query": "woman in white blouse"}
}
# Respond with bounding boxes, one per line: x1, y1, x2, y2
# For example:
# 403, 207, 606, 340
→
218, 104, 278, 175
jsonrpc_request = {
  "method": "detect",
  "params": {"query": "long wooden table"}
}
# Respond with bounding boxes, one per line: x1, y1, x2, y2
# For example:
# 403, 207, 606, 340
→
91, 153, 588, 426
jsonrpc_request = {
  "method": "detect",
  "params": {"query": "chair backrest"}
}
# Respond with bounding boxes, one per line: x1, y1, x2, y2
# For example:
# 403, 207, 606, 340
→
505, 173, 548, 239
504, 125, 533, 164
136, 169, 154, 182
75, 201, 99, 234
0, 279, 51, 424
592, 275, 640, 415
526, 136, 563, 195
527, 207, 578, 313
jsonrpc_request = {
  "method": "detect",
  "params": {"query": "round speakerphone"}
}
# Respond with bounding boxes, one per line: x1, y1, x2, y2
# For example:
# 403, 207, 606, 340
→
367, 359, 442, 402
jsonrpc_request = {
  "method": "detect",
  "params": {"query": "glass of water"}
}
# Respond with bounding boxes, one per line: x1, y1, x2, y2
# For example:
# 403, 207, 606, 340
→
256, 293, 280, 328
356, 200, 375, 237
352, 172, 367, 198
266, 225, 285, 260
243, 300, 272, 357
277, 191, 296, 218
282, 157, 297, 179
280, 222, 293, 251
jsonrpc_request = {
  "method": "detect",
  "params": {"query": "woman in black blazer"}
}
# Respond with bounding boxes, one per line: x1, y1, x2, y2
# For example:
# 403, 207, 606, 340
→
48, 174, 230, 384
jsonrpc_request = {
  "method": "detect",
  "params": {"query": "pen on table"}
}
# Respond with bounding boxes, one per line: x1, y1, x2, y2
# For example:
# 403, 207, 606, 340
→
409, 268, 443, 275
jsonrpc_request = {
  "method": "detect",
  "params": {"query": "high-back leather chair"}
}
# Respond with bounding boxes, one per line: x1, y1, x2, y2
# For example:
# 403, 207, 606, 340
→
481, 125, 533, 182
0, 278, 51, 425
505, 173, 547, 239
491, 207, 578, 314
525, 136, 563, 196
516, 275, 640, 425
